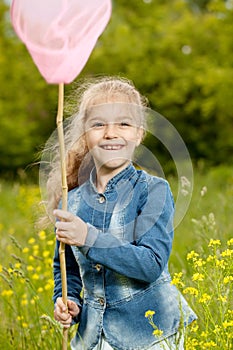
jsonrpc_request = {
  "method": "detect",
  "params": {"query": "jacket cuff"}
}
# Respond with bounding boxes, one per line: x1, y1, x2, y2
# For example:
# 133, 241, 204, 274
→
79, 223, 100, 256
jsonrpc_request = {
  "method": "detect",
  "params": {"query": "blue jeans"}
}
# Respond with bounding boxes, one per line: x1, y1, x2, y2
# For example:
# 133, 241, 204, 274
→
92, 334, 184, 350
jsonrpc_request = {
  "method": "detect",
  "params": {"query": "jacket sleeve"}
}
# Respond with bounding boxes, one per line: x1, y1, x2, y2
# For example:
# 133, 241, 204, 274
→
53, 239, 83, 317
79, 179, 174, 283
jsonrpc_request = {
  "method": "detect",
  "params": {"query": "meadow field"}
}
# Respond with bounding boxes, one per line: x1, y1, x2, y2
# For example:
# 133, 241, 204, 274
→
0, 165, 232, 349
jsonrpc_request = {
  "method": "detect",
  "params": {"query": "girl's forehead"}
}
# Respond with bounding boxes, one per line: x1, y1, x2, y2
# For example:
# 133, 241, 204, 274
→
85, 102, 143, 126
87, 102, 138, 117
89, 92, 134, 105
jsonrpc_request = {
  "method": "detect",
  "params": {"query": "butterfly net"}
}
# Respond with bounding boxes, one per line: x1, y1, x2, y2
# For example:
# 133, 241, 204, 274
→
11, 0, 111, 83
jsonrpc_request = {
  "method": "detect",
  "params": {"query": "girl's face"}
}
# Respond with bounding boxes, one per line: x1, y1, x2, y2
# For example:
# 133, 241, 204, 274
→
84, 100, 143, 175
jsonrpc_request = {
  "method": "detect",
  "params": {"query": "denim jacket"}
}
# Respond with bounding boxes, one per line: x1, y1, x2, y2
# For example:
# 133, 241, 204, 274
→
53, 164, 197, 350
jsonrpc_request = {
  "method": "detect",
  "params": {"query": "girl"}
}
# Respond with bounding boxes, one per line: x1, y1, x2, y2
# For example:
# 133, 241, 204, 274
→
48, 77, 197, 349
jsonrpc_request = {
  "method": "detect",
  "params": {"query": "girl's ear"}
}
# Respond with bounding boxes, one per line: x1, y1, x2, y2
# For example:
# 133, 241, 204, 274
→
136, 127, 144, 146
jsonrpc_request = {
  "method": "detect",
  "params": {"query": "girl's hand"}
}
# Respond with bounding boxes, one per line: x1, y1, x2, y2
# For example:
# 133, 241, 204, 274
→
53, 209, 88, 246
54, 297, 80, 328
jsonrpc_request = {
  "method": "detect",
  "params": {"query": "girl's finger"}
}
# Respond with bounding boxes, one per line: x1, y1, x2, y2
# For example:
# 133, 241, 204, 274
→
53, 209, 74, 222
56, 297, 67, 311
55, 221, 69, 231
56, 231, 65, 240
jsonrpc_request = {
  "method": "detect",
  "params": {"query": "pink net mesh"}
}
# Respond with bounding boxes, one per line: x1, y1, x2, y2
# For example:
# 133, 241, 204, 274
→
11, 0, 112, 84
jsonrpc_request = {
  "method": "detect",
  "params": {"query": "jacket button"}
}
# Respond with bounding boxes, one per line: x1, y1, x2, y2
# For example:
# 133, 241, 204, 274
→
95, 264, 102, 272
99, 298, 105, 306
98, 196, 105, 204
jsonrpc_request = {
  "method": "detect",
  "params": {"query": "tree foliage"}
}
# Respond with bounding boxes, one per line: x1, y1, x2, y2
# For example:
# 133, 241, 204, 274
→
0, 0, 57, 176
0, 0, 232, 176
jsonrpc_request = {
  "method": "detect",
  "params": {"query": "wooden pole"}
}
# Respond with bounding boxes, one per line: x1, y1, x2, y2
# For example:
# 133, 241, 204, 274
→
56, 83, 69, 350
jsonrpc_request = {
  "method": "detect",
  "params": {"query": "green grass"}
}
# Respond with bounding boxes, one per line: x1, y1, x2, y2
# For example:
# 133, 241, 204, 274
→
170, 165, 233, 270
0, 165, 232, 349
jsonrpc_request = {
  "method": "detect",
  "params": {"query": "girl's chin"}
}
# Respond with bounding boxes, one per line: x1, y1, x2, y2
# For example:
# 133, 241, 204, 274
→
96, 159, 131, 171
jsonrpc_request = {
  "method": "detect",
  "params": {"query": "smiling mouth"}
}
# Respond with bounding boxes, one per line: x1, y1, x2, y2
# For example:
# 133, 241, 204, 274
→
100, 145, 124, 150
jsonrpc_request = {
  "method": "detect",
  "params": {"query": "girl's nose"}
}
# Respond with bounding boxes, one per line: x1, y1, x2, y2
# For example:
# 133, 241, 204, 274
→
104, 123, 117, 138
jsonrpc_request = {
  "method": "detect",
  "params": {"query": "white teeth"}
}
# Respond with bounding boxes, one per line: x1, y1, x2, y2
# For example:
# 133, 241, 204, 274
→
102, 145, 122, 150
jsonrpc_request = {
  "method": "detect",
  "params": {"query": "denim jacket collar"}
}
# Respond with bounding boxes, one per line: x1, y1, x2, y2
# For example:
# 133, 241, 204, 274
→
89, 163, 137, 194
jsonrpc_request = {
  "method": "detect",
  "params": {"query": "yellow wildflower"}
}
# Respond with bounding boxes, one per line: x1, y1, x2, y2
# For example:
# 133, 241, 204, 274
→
192, 273, 204, 282
145, 310, 155, 318
203, 341, 217, 347
0, 264, 2, 273
22, 247, 29, 254
28, 238, 36, 245
21, 299, 28, 306
223, 320, 233, 329
47, 240, 55, 246
206, 255, 215, 262
32, 273, 39, 280
201, 331, 208, 338
33, 244, 39, 251
198, 293, 211, 303
190, 321, 199, 333
44, 279, 54, 290
218, 295, 227, 303
22, 322, 28, 328
1, 289, 14, 297
183, 287, 199, 296
223, 276, 233, 284
171, 272, 184, 288
227, 238, 233, 246
14, 263, 21, 269
186, 338, 199, 347
208, 239, 221, 247
194, 259, 206, 268
153, 329, 163, 337
187, 251, 199, 261
38, 230, 46, 240
43, 250, 50, 258
41, 324, 48, 331
27, 265, 34, 272
221, 249, 233, 257
215, 259, 226, 269
213, 325, 221, 334
45, 258, 53, 266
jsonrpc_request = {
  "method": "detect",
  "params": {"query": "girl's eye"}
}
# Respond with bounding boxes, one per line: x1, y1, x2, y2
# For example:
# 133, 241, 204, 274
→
119, 121, 131, 128
92, 122, 105, 128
